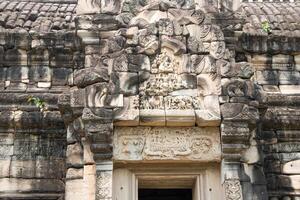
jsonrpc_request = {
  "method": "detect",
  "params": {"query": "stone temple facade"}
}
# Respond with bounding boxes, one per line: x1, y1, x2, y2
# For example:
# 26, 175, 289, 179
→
0, 0, 300, 199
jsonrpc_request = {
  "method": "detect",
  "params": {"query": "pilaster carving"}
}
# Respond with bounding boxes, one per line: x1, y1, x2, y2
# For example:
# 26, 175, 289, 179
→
224, 179, 243, 200
96, 171, 112, 200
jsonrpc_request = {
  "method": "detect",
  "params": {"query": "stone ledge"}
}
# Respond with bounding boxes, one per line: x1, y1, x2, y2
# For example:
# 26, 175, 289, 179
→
0, 178, 65, 193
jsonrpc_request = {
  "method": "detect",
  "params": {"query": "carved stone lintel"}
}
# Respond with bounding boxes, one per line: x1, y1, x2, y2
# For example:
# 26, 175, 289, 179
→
113, 127, 221, 162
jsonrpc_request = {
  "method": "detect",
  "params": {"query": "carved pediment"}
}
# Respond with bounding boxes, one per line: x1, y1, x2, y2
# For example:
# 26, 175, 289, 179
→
68, 0, 233, 127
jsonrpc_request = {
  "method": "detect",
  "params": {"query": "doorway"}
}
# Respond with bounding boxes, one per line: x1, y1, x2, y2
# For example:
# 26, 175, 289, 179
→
112, 164, 224, 200
139, 189, 193, 200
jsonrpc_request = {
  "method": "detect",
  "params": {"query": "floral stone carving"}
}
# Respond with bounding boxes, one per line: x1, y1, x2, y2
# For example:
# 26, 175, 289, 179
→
113, 127, 221, 161
224, 179, 243, 200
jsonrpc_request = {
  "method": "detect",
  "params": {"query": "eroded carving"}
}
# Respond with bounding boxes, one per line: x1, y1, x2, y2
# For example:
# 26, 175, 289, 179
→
96, 171, 112, 199
114, 127, 221, 161
224, 179, 243, 200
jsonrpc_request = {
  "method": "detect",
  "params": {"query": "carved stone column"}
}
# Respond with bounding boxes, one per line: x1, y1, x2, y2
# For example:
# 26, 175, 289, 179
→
220, 58, 268, 199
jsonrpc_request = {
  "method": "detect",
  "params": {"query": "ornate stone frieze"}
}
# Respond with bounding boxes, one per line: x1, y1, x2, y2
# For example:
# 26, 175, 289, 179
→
113, 127, 221, 161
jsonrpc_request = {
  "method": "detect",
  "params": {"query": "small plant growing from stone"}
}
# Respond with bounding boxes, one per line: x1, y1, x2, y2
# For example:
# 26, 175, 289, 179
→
27, 96, 47, 112
261, 21, 271, 34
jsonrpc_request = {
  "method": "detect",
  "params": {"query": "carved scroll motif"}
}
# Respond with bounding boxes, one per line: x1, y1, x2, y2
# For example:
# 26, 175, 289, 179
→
113, 127, 221, 161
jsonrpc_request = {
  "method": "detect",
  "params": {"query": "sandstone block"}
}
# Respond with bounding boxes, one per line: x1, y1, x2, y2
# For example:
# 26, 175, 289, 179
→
114, 127, 221, 162
166, 109, 195, 126
249, 55, 270, 69
7, 66, 29, 81
263, 85, 280, 93
10, 159, 36, 178
0, 133, 14, 145
255, 70, 278, 85
52, 68, 72, 86
37, 81, 51, 88
35, 158, 65, 179
84, 165, 96, 200
278, 71, 300, 85
0, 178, 64, 193
5, 49, 28, 66
279, 85, 300, 95
295, 54, 300, 71
272, 54, 294, 70
66, 168, 83, 180
0, 145, 13, 159
29, 66, 52, 82
140, 109, 166, 126
65, 179, 85, 200
278, 175, 300, 189
66, 143, 83, 168
197, 74, 221, 96
282, 160, 300, 175
82, 138, 95, 165
0, 159, 10, 178
114, 95, 139, 126
74, 67, 109, 88
111, 72, 139, 96
101, 0, 121, 14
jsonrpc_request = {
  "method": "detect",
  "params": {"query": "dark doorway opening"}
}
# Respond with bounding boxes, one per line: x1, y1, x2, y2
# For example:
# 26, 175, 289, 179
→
138, 189, 193, 200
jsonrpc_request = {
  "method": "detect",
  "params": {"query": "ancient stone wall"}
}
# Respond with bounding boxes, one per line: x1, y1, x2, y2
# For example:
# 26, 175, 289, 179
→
1, 0, 300, 200
0, 29, 83, 199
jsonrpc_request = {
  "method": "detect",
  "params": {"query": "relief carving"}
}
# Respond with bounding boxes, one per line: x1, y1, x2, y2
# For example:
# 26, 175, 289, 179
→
139, 73, 191, 96
164, 96, 193, 110
114, 127, 221, 161
151, 50, 180, 73
96, 171, 112, 199
224, 179, 243, 200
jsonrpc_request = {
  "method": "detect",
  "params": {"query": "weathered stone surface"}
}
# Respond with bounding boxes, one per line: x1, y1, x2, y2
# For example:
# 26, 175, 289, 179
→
66, 143, 83, 168
65, 179, 85, 200
110, 72, 139, 95
114, 127, 221, 161
96, 170, 112, 200
278, 175, 300, 190
282, 160, 300, 175
66, 168, 83, 180
279, 85, 300, 95
84, 165, 96, 200
74, 67, 109, 88
272, 54, 294, 70
139, 109, 166, 126
165, 109, 195, 126
255, 70, 278, 85
10, 160, 36, 178
82, 138, 95, 164
224, 179, 243, 200
114, 95, 139, 126
197, 74, 221, 96
0, 178, 64, 193
0, 159, 10, 178
52, 68, 72, 86
221, 103, 259, 122
195, 95, 220, 127
36, 158, 65, 179
278, 71, 300, 85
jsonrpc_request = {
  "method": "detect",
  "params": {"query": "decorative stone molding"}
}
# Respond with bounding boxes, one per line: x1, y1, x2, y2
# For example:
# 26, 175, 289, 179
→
113, 127, 221, 162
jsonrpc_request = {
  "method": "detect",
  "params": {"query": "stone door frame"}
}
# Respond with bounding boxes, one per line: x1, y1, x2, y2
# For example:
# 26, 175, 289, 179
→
113, 163, 224, 200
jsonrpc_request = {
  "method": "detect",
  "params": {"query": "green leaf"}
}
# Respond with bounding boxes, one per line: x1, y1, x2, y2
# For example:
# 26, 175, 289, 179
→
261, 21, 271, 33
